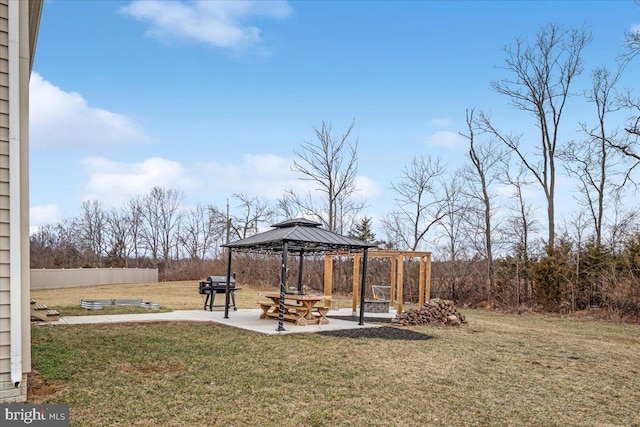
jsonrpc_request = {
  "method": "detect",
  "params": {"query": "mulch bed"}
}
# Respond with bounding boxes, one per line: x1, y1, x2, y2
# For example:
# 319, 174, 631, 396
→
319, 324, 432, 340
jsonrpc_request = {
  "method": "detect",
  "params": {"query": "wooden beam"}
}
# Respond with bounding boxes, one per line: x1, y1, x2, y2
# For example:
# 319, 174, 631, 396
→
390, 257, 396, 305
352, 254, 361, 314
397, 255, 404, 313
330, 250, 432, 258
419, 257, 425, 306
324, 254, 333, 307
425, 254, 432, 301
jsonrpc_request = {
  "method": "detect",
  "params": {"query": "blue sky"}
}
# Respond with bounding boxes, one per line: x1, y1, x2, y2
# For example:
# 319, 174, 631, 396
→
30, 0, 640, 238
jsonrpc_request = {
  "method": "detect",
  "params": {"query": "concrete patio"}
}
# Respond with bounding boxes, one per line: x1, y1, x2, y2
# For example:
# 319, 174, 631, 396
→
47, 308, 398, 335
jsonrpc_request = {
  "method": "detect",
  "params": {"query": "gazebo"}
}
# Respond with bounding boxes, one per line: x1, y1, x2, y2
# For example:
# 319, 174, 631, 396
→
221, 218, 377, 330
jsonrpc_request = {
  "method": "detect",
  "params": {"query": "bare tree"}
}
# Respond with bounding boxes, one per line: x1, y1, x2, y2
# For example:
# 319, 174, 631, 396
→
503, 162, 540, 304
55, 217, 84, 268
382, 155, 446, 251
436, 170, 471, 301
380, 210, 405, 250
30, 224, 59, 268
180, 204, 207, 260
229, 193, 274, 240
605, 200, 640, 255
139, 187, 184, 264
620, 90, 640, 139
438, 171, 468, 262
620, 5, 640, 137
606, 91, 640, 189
558, 209, 591, 312
78, 200, 107, 266
290, 120, 364, 233
158, 188, 184, 263
105, 206, 135, 267
461, 109, 508, 304
180, 204, 227, 260
483, 24, 592, 250
127, 197, 145, 267
623, 2, 640, 61
562, 66, 628, 247
274, 193, 302, 223
139, 193, 160, 262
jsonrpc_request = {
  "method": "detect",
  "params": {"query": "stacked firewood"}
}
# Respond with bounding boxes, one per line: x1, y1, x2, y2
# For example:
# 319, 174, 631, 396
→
392, 298, 467, 326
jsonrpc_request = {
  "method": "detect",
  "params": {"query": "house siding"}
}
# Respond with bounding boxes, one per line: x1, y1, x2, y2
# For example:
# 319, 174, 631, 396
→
0, 0, 11, 400
0, 0, 37, 403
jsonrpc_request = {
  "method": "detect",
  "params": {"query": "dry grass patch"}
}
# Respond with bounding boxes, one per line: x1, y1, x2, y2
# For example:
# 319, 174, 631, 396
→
30, 310, 640, 426
31, 281, 204, 311
31, 281, 356, 316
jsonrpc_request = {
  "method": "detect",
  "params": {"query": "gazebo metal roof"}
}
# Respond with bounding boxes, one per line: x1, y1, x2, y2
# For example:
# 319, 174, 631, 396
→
222, 218, 376, 253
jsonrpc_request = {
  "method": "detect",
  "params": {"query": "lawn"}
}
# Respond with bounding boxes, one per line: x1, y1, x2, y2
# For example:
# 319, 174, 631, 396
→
29, 296, 640, 426
30, 280, 358, 315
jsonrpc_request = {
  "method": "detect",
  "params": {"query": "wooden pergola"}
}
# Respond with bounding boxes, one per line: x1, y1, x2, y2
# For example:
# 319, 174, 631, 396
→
323, 250, 432, 313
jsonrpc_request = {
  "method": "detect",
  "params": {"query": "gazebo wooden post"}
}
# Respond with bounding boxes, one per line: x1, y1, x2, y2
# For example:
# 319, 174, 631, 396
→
324, 254, 333, 307
425, 253, 432, 301
358, 248, 369, 325
390, 256, 396, 305
419, 256, 425, 306
352, 253, 361, 314
397, 255, 404, 313
277, 241, 289, 332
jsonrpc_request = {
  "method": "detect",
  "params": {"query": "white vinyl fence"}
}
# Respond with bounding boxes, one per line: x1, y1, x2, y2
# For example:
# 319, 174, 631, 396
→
30, 268, 159, 290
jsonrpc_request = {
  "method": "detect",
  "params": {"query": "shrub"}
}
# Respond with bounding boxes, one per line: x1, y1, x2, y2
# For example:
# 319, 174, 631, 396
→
531, 240, 575, 311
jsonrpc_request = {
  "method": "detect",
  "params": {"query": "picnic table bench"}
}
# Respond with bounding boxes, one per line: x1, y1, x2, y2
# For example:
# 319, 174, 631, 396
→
258, 292, 331, 326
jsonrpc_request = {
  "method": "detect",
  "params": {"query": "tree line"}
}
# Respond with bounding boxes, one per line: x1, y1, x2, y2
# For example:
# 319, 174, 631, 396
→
31, 19, 640, 317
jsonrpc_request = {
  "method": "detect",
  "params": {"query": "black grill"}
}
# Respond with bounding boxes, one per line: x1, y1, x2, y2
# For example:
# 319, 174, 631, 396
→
199, 275, 241, 311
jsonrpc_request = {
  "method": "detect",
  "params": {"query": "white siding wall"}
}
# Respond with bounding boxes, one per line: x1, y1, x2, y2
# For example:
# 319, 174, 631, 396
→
0, 0, 34, 403
0, 0, 13, 398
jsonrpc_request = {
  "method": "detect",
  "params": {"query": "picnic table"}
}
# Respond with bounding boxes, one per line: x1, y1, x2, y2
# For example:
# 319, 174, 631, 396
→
258, 292, 331, 326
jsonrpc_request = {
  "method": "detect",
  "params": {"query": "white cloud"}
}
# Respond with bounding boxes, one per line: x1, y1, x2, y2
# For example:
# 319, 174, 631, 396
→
80, 157, 197, 205
355, 176, 382, 200
29, 73, 152, 149
78, 154, 300, 209
77, 154, 381, 213
425, 130, 466, 149
121, 0, 292, 50
430, 118, 454, 127
30, 204, 64, 233
199, 153, 380, 201
198, 153, 308, 198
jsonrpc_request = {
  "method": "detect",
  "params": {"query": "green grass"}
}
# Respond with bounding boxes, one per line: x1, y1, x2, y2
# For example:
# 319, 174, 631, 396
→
30, 310, 640, 427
